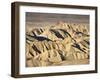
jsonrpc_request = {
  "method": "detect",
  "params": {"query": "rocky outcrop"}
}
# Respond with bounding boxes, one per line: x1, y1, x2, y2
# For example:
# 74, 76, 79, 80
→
26, 22, 89, 67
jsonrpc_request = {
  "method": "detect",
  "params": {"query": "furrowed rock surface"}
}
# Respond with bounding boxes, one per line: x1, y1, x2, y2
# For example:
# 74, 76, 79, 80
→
26, 22, 89, 67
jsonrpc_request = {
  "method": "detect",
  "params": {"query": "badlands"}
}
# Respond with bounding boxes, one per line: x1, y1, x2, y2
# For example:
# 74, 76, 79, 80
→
25, 22, 89, 67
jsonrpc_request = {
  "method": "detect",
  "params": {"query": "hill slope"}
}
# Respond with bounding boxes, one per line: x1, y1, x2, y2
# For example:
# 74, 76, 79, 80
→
26, 22, 89, 67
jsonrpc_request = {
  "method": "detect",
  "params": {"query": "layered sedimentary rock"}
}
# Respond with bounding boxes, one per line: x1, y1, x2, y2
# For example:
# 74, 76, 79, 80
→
26, 22, 89, 67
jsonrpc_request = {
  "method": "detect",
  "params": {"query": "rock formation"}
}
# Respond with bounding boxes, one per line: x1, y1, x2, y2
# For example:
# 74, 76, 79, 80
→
26, 22, 89, 67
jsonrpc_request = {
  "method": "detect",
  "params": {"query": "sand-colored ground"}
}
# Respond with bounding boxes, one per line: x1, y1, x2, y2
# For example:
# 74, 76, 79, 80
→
26, 22, 89, 67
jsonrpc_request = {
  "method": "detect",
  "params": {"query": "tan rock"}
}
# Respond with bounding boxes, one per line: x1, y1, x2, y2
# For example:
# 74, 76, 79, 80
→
26, 22, 90, 67
84, 54, 88, 59
49, 50, 62, 63
76, 52, 81, 60
26, 59, 33, 67
81, 53, 85, 59
25, 43, 33, 59
73, 53, 77, 60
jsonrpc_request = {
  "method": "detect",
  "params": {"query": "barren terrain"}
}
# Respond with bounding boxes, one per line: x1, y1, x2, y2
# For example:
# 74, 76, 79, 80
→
25, 22, 89, 67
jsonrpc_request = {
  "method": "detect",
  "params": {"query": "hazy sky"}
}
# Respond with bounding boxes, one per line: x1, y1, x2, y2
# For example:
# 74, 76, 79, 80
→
26, 12, 89, 27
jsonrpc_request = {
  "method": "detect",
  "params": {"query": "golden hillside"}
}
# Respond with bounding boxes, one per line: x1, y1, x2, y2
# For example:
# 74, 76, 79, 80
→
26, 22, 89, 67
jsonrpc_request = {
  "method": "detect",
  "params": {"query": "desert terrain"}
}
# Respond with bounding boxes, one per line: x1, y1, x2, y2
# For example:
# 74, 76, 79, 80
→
25, 21, 90, 67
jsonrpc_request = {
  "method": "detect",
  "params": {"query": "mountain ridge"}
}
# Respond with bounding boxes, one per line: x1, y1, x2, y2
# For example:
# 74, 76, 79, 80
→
26, 22, 89, 67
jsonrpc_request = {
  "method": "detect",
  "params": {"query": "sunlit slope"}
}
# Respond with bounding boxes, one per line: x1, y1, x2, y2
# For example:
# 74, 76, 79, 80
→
26, 22, 89, 67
